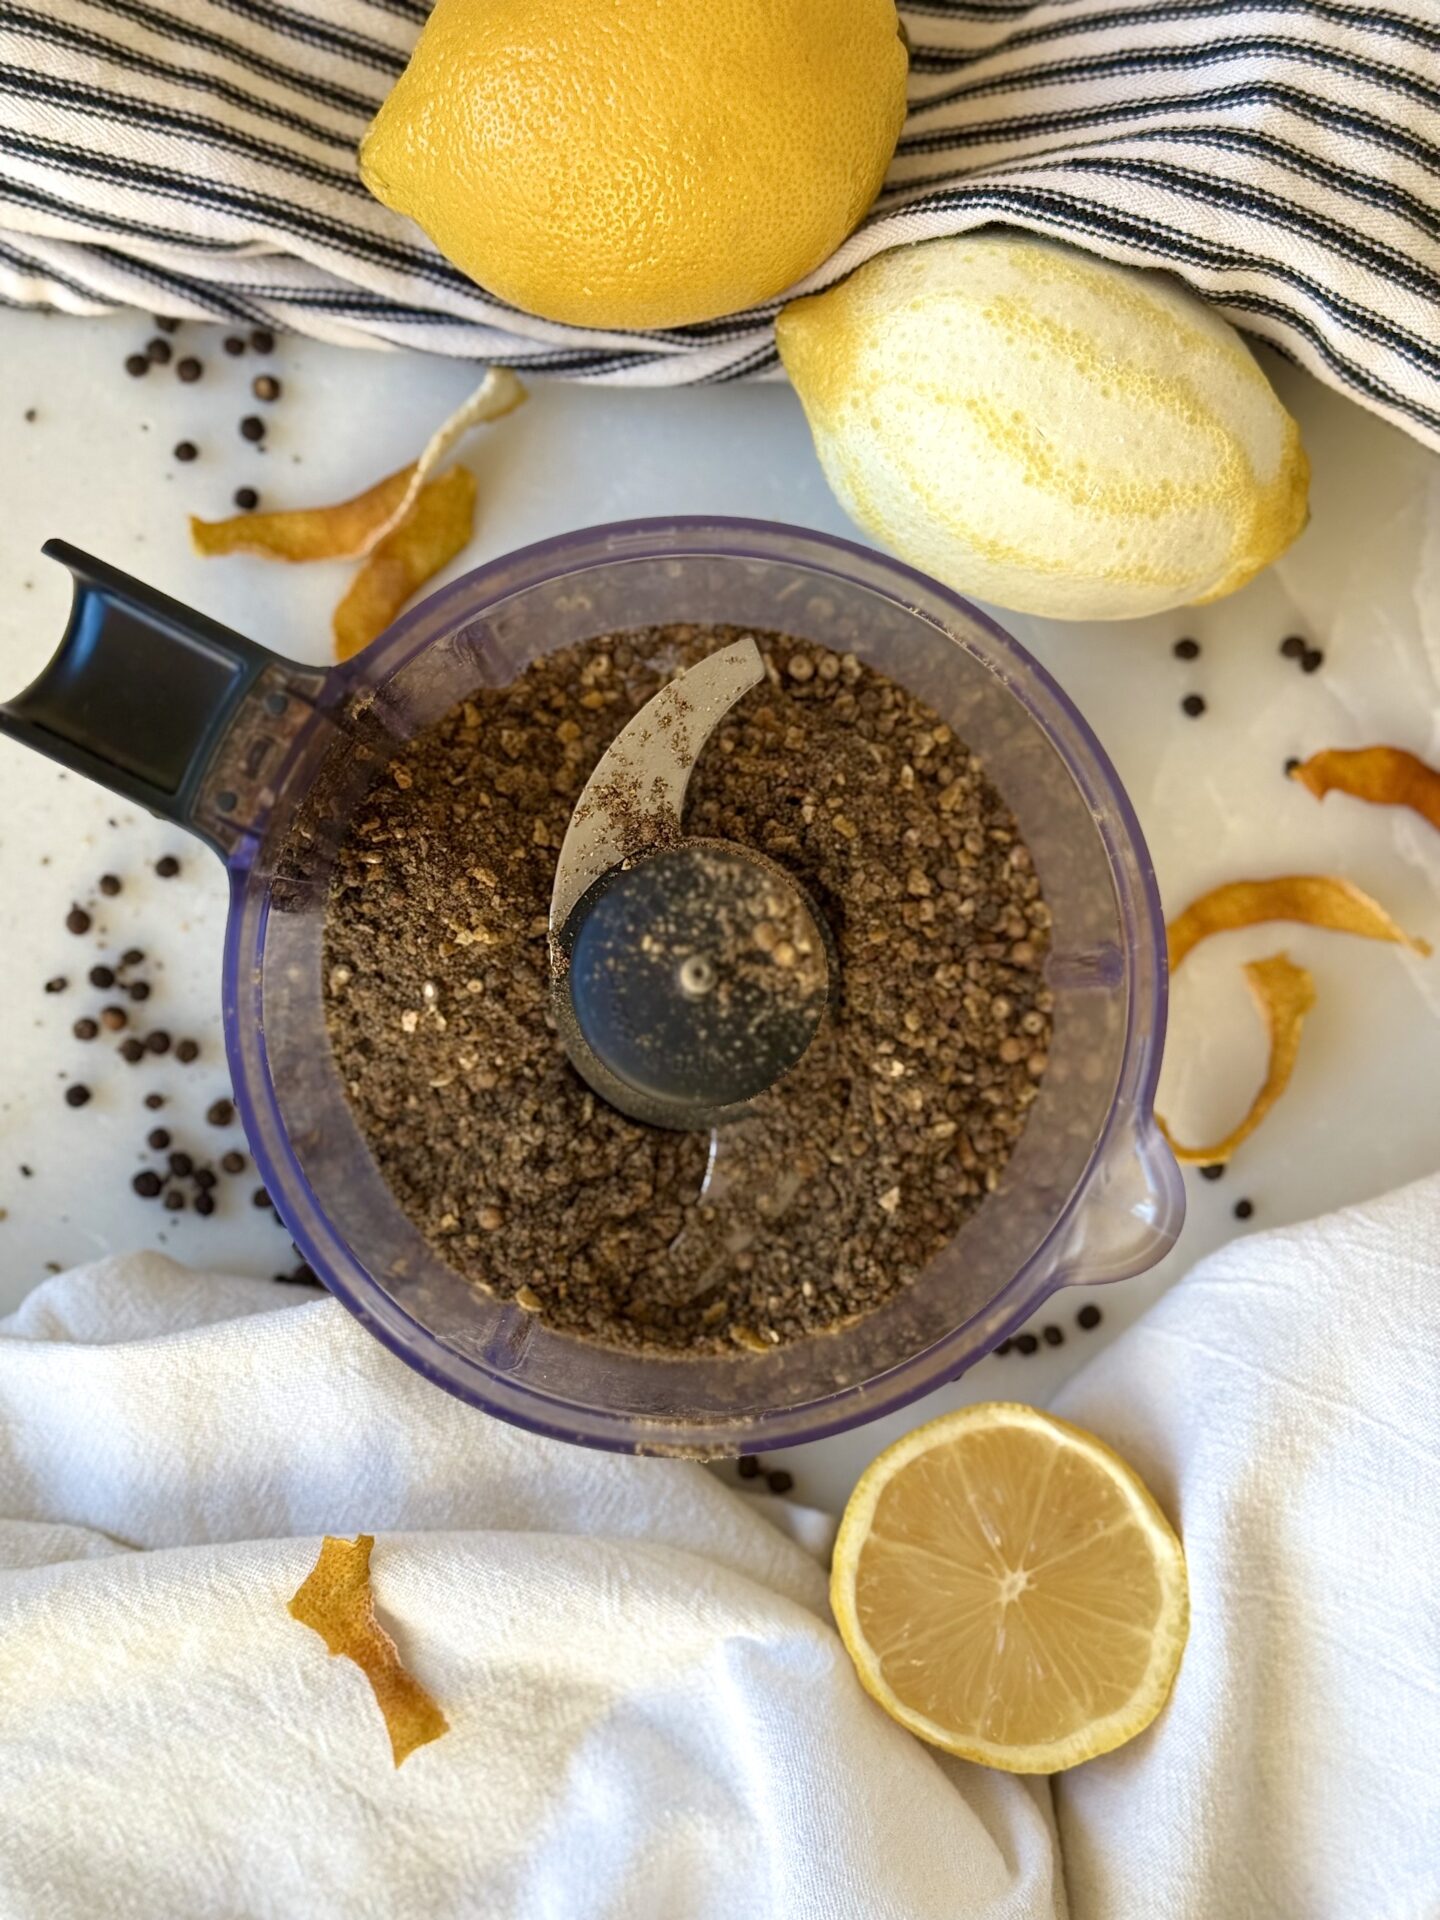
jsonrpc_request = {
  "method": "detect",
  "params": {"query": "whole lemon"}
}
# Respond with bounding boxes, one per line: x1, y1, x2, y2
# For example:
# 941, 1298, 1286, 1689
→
361, 0, 909, 332
777, 234, 1310, 621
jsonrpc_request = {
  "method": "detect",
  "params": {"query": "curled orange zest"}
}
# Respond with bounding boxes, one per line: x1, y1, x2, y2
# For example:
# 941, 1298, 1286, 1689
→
1291, 746, 1440, 834
1159, 953, 1315, 1165
190, 466, 415, 561
289, 1534, 449, 1767
332, 465, 477, 660
1167, 875, 1429, 971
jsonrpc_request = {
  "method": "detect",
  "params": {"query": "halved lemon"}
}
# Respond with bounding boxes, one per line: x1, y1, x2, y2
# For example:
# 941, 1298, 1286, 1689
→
831, 1402, 1189, 1773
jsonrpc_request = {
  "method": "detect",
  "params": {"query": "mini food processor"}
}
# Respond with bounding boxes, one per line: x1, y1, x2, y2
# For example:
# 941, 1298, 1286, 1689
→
0, 520, 1184, 1453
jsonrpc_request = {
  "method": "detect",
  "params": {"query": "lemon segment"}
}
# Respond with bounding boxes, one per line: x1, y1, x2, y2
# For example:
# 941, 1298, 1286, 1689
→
361, 0, 909, 331
778, 233, 1309, 620
831, 1401, 1189, 1773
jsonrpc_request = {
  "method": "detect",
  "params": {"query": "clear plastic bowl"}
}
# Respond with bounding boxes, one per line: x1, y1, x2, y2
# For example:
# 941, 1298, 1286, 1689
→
218, 518, 1183, 1454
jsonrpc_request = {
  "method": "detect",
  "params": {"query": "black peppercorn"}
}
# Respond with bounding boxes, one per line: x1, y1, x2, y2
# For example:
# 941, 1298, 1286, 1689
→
224, 334, 246, 356
146, 1030, 172, 1055
144, 1093, 166, 1111
146, 337, 172, 366
1234, 1198, 1255, 1221
89, 965, 115, 989
128, 981, 151, 1003
147, 1128, 172, 1151
1280, 635, 1307, 659
737, 1456, 761, 1479
1301, 648, 1324, 674
72, 1018, 99, 1041
163, 1189, 186, 1211
1042, 1323, 1064, 1347
121, 947, 145, 967
173, 440, 198, 463
176, 1039, 200, 1063
64, 1083, 91, 1108
1015, 1332, 1039, 1355
168, 1150, 194, 1178
250, 326, 275, 353
195, 1191, 216, 1217
176, 357, 203, 383
65, 905, 91, 935
1181, 693, 1206, 718
119, 1037, 146, 1063
45, 976, 67, 994
239, 414, 265, 442
1172, 637, 1200, 660
233, 486, 259, 511
766, 1469, 794, 1495
133, 1170, 163, 1199
125, 353, 150, 378
207, 1098, 235, 1127
156, 856, 181, 878
1199, 1162, 1225, 1181
98, 874, 122, 897
1077, 1303, 1102, 1331
252, 1186, 272, 1209
221, 1150, 247, 1175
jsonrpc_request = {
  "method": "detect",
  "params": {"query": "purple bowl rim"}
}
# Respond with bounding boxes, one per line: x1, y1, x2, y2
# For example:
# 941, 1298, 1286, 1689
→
226, 515, 1173, 1454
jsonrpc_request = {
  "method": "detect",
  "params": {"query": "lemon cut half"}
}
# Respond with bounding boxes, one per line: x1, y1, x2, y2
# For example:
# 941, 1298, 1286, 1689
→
831, 1402, 1189, 1773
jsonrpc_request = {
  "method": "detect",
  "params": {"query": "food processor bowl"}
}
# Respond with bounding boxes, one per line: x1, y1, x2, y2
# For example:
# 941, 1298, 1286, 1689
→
1, 521, 1184, 1454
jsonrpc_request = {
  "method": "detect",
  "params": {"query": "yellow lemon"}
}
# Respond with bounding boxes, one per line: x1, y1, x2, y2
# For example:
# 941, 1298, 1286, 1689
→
778, 234, 1310, 620
361, 0, 909, 332
831, 1402, 1189, 1772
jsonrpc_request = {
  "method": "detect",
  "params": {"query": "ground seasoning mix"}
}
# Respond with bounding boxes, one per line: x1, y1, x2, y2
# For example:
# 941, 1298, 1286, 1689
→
323, 626, 1052, 1354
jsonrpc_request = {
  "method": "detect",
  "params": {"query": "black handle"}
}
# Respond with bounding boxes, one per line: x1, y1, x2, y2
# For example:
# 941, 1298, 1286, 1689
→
0, 541, 322, 856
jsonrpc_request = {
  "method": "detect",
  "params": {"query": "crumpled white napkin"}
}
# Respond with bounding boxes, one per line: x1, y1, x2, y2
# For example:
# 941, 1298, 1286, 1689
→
2, 1175, 1438, 1920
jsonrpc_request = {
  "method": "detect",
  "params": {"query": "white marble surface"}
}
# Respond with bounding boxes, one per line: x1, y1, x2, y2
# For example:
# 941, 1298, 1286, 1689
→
2, 310, 1439, 1510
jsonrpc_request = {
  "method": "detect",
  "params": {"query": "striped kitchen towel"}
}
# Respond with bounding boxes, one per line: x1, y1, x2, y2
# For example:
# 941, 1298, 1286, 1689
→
1, 1, 1438, 450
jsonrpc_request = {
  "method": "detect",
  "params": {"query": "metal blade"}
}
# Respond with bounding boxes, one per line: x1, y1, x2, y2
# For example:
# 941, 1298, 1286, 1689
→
549, 637, 764, 938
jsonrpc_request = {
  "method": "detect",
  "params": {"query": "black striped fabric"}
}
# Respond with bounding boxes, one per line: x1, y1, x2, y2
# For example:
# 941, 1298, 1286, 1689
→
1, 2, 1438, 447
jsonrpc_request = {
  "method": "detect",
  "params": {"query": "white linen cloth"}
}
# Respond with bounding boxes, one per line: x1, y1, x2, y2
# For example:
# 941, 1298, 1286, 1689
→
1, 1175, 1438, 1919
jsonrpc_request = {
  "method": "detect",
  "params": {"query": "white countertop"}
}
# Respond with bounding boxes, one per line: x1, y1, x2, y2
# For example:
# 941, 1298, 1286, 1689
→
3, 310, 1439, 1510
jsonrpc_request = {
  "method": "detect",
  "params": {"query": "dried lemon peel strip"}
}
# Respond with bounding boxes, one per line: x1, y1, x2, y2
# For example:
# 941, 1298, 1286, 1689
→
188, 365, 525, 561
365, 365, 525, 549
1167, 875, 1430, 971
1292, 746, 1440, 834
289, 1534, 449, 1767
1159, 953, 1315, 1165
333, 464, 477, 660
190, 464, 416, 561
